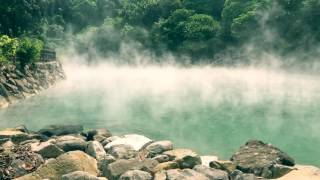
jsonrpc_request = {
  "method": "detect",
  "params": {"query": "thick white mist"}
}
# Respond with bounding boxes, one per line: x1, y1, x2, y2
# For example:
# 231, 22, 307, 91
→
1, 55, 320, 166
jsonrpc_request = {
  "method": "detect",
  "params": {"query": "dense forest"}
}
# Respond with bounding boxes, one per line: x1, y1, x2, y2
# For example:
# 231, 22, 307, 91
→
0, 0, 320, 64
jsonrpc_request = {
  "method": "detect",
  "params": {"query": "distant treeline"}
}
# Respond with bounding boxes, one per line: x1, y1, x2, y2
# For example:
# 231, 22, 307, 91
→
0, 0, 319, 63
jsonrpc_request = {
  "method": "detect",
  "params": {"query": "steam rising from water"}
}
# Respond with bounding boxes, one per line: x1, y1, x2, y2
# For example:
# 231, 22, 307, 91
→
1, 59, 320, 166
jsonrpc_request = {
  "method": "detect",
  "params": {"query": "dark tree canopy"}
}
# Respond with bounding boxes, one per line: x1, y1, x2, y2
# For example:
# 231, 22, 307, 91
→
0, 0, 319, 63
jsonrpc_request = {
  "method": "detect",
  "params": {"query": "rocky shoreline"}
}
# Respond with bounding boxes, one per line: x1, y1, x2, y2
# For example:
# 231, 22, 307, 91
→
0, 125, 319, 180
0, 61, 65, 108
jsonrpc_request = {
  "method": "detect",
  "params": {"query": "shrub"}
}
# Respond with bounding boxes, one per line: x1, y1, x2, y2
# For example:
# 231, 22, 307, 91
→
16, 37, 43, 66
0, 35, 19, 64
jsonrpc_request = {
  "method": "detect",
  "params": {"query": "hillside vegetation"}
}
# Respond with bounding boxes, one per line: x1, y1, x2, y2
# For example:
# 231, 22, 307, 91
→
1, 0, 319, 63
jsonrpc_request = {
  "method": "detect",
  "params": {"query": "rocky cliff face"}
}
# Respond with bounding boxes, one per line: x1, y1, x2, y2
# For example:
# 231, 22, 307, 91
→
0, 61, 65, 108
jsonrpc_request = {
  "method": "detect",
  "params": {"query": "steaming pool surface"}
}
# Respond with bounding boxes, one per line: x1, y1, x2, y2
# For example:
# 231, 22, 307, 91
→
1, 64, 320, 166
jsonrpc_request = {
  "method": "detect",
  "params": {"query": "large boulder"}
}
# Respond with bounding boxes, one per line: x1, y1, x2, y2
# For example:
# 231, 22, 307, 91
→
163, 149, 201, 169
61, 171, 107, 180
119, 170, 152, 180
86, 141, 107, 160
0, 129, 26, 139
102, 159, 158, 180
231, 140, 295, 178
55, 135, 87, 152
105, 134, 152, 151
193, 165, 229, 180
166, 169, 209, 180
153, 161, 179, 172
16, 151, 99, 180
30, 141, 64, 158
107, 144, 137, 159
11, 133, 48, 144
145, 141, 173, 157
38, 125, 84, 137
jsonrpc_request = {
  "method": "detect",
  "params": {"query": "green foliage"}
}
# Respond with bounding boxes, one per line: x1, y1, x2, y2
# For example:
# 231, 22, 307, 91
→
1, 0, 320, 62
0, 35, 19, 64
221, 0, 269, 42
182, 0, 225, 19
119, 0, 182, 27
183, 14, 220, 40
151, 9, 221, 58
152, 9, 195, 49
0, 0, 47, 37
16, 38, 43, 66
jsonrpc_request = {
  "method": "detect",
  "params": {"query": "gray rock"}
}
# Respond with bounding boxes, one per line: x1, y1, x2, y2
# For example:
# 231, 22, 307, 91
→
107, 144, 137, 159
0, 83, 10, 98
163, 149, 202, 169
55, 135, 87, 152
154, 171, 167, 180
105, 134, 152, 151
102, 159, 158, 180
98, 154, 116, 173
30, 141, 64, 158
38, 124, 84, 137
1, 140, 15, 150
119, 170, 152, 180
193, 165, 229, 180
153, 161, 179, 172
12, 133, 48, 144
86, 129, 112, 142
62, 171, 107, 180
15, 79, 30, 93
166, 169, 209, 180
0, 138, 10, 145
230, 170, 260, 180
209, 161, 236, 173
0, 128, 46, 144
145, 141, 173, 157
101, 136, 121, 146
152, 154, 170, 163
13, 125, 29, 133
0, 129, 26, 139
86, 141, 107, 160
4, 82, 18, 93
231, 140, 295, 178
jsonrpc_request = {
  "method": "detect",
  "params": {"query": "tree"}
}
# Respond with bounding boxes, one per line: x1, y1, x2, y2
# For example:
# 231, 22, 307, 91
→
183, 14, 220, 40
221, 0, 269, 42
152, 9, 195, 49
182, 0, 225, 19
151, 9, 221, 58
0, 0, 47, 36
119, 0, 182, 27
302, 0, 320, 42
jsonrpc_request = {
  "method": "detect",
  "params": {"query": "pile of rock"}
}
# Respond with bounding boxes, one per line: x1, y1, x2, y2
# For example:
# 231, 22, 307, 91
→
0, 61, 65, 108
0, 125, 319, 180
